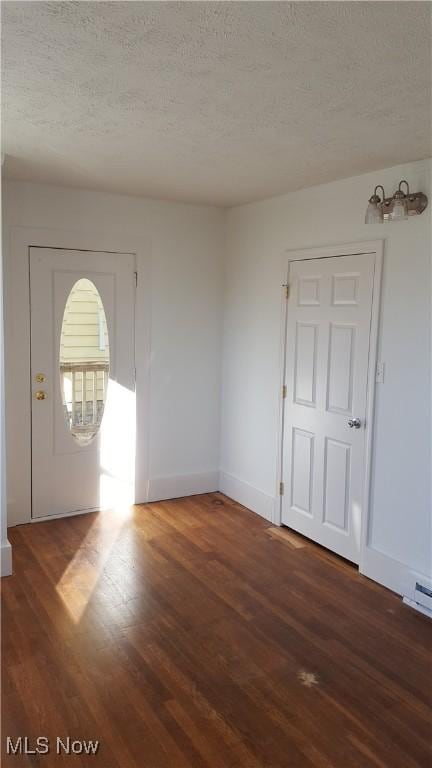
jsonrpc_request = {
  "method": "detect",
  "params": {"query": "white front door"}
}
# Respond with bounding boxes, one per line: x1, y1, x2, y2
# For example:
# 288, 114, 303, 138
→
281, 253, 376, 563
30, 248, 136, 519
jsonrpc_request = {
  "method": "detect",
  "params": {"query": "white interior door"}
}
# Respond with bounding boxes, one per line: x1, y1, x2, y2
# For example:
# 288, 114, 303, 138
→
30, 248, 136, 519
281, 253, 376, 563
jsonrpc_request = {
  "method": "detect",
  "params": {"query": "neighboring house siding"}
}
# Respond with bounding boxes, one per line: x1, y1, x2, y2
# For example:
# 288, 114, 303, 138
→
60, 279, 108, 363
60, 279, 109, 403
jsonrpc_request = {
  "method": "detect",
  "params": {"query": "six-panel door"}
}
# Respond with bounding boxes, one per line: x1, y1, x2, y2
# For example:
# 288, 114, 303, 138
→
281, 253, 375, 563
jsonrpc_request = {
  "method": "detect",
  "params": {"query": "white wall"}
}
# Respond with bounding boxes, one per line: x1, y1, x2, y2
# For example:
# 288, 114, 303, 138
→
0, 174, 12, 575
3, 181, 224, 525
221, 158, 431, 598
3, 160, 431, 600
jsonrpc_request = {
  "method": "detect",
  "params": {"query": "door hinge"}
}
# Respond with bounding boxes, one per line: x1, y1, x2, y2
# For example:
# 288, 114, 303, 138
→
284, 284, 289, 299
279, 481, 284, 496
134, 271, 138, 286
282, 384, 287, 399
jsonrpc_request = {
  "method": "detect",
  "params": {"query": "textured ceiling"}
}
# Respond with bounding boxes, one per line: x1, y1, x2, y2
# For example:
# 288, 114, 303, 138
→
2, 1, 431, 206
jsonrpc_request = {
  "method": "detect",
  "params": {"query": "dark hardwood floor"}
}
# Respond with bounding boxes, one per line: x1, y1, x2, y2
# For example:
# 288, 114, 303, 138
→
2, 493, 431, 767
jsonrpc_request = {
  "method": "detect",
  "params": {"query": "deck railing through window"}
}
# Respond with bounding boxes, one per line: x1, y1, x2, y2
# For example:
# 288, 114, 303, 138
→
60, 362, 109, 434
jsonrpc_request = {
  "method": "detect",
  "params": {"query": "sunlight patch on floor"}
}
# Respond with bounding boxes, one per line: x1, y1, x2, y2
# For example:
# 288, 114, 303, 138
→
55, 507, 132, 624
55, 377, 137, 623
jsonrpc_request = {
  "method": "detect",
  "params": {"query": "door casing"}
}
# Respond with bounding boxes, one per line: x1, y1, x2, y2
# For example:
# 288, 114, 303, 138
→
275, 240, 383, 575
6, 226, 151, 526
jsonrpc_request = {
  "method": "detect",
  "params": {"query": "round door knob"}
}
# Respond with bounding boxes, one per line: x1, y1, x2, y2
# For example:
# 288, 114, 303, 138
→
348, 417, 361, 429
35, 390, 47, 400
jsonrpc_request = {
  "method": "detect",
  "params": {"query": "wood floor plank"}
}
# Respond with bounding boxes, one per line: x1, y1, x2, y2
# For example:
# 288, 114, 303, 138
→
2, 493, 431, 767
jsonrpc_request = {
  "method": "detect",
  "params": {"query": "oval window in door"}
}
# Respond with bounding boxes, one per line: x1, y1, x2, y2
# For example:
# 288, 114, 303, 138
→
60, 279, 110, 445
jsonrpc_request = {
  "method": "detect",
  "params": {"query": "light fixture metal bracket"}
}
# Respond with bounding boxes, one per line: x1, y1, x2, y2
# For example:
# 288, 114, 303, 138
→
366, 178, 428, 224
379, 190, 428, 220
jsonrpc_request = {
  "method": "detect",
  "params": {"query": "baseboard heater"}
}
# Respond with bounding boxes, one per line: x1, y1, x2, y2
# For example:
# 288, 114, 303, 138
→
403, 582, 432, 618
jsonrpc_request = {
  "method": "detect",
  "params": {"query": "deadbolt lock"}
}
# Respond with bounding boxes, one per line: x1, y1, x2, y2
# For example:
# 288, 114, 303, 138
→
35, 373, 46, 383
35, 390, 47, 401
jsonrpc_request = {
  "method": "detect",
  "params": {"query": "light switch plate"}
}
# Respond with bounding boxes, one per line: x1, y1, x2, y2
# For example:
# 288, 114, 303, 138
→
376, 361, 385, 383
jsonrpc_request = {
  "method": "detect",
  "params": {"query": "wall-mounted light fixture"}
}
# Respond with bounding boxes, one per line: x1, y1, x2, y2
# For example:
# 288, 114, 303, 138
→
365, 179, 428, 224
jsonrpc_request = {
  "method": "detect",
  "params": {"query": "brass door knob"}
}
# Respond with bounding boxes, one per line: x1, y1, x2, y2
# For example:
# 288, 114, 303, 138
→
35, 390, 47, 400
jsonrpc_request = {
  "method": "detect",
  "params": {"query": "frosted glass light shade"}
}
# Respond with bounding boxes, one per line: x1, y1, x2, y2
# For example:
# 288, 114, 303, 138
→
391, 197, 408, 221
365, 200, 383, 224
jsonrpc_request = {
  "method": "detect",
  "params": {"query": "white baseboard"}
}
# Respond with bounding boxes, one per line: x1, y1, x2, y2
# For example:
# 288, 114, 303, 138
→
147, 471, 219, 503
1, 540, 12, 577
217, 475, 429, 602
219, 471, 275, 522
361, 544, 431, 600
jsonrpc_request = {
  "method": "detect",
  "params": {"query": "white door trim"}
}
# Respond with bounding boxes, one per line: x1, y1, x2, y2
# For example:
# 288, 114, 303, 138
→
274, 239, 384, 575
5, 226, 152, 526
